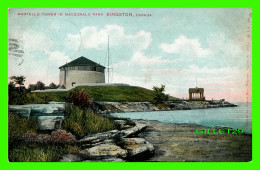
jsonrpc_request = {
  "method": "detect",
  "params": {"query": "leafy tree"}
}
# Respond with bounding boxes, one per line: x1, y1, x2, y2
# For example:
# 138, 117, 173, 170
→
8, 81, 16, 104
28, 84, 37, 91
8, 81, 15, 89
49, 82, 58, 89
36, 81, 45, 90
152, 84, 169, 104
8, 81, 27, 105
9, 76, 26, 91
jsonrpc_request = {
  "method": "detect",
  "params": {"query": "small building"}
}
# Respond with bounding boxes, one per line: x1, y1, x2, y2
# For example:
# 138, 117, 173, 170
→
189, 87, 205, 101
59, 56, 106, 89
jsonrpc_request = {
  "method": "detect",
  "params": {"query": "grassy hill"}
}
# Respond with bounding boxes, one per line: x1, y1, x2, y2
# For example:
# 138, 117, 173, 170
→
26, 85, 179, 103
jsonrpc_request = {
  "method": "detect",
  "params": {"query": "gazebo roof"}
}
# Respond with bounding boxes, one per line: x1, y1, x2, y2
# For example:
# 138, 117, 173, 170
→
189, 87, 204, 93
59, 56, 106, 69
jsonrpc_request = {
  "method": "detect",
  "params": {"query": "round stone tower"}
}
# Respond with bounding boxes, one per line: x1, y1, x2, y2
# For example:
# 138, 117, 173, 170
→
59, 56, 105, 89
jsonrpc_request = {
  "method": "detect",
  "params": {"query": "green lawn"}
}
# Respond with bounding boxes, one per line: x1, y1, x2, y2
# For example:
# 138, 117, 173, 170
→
75, 86, 157, 102
27, 85, 179, 103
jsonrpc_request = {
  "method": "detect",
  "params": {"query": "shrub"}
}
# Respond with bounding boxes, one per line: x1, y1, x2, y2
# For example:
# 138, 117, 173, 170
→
62, 105, 116, 137
25, 93, 45, 103
50, 129, 76, 144
67, 88, 93, 108
8, 84, 28, 105
49, 82, 58, 89
20, 130, 76, 144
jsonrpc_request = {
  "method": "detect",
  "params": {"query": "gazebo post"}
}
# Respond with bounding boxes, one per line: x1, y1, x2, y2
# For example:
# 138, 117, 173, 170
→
189, 87, 205, 101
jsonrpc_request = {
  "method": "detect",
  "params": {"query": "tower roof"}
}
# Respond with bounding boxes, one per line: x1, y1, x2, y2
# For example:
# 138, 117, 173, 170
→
189, 87, 204, 93
59, 56, 105, 69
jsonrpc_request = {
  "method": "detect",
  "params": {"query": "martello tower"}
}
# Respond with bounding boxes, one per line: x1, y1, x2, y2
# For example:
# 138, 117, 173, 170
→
59, 56, 106, 89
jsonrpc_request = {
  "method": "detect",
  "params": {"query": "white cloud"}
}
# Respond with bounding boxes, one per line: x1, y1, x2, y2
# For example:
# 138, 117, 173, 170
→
65, 25, 152, 51
131, 51, 174, 65
46, 51, 71, 67
110, 51, 176, 89
159, 35, 211, 57
113, 51, 174, 68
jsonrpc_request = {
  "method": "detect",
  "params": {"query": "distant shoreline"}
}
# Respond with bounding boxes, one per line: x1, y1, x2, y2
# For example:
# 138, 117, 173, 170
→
95, 100, 237, 114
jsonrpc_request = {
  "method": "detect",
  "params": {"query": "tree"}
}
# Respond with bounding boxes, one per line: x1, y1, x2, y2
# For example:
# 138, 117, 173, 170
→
36, 81, 45, 90
8, 81, 15, 90
28, 84, 36, 91
8, 81, 26, 105
152, 84, 169, 104
9, 76, 26, 91
49, 82, 58, 89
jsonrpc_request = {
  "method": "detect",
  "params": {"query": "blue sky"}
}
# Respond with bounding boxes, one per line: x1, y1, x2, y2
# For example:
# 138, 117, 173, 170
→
8, 8, 252, 102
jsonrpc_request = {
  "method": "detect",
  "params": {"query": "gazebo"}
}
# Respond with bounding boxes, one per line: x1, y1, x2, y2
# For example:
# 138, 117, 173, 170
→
189, 87, 205, 101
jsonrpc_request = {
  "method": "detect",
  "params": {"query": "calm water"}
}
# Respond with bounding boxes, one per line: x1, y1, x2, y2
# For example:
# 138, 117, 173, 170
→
112, 102, 252, 134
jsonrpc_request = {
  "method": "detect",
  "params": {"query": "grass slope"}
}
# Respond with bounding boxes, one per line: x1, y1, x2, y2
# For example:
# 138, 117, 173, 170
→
27, 85, 179, 103
76, 86, 154, 102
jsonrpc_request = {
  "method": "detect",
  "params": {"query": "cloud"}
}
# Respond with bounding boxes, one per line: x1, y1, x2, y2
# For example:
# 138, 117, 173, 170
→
112, 51, 175, 77
159, 35, 211, 57
8, 29, 72, 86
110, 51, 175, 88
159, 33, 249, 68
46, 51, 71, 67
65, 25, 152, 51
119, 51, 174, 66
9, 30, 54, 53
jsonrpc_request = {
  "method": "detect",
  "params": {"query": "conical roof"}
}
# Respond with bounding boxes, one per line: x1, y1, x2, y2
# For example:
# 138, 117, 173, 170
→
59, 56, 105, 69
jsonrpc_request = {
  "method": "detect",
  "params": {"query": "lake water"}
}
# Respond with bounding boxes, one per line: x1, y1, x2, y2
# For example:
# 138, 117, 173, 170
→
112, 102, 252, 134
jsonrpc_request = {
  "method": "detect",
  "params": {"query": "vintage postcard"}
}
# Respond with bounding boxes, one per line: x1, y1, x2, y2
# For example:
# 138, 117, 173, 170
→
8, 8, 252, 162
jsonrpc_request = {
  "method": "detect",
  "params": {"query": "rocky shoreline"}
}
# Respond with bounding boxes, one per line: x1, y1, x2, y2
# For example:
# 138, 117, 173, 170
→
58, 119, 251, 162
94, 100, 237, 114
10, 100, 249, 162
59, 120, 155, 162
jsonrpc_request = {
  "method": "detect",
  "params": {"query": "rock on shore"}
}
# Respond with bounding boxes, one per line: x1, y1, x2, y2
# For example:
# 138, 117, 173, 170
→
119, 138, 155, 161
59, 121, 155, 162
79, 144, 128, 160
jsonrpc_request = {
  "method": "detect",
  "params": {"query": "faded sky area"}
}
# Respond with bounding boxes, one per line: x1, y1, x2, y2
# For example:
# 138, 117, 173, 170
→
8, 8, 252, 102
